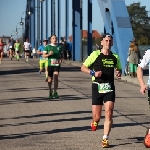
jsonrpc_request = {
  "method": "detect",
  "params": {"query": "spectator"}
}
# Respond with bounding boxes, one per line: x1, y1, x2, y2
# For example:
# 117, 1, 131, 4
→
66, 40, 72, 60
128, 40, 141, 77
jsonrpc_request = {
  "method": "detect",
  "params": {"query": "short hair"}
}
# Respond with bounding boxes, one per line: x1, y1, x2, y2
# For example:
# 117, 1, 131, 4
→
102, 33, 113, 39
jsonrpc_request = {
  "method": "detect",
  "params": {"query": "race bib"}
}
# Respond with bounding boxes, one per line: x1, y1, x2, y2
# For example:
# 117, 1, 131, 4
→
98, 83, 113, 93
51, 59, 59, 66
9, 46, 12, 48
15, 48, 19, 51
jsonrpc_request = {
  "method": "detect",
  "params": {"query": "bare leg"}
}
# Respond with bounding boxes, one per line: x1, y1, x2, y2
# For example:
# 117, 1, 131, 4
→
103, 101, 114, 138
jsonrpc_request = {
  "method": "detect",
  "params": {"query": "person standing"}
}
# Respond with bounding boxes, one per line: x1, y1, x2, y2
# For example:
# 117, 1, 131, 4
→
37, 39, 48, 82
14, 39, 21, 61
0, 38, 4, 64
128, 41, 141, 77
43, 35, 62, 99
81, 33, 122, 148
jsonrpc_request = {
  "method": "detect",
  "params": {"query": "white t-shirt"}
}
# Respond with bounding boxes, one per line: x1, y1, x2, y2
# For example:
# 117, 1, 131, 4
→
138, 49, 150, 69
24, 42, 31, 50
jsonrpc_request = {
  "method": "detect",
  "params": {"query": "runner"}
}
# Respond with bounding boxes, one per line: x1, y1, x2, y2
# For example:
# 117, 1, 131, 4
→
137, 49, 150, 94
0, 38, 4, 64
43, 35, 62, 99
8, 38, 15, 60
137, 49, 150, 148
37, 39, 48, 82
14, 39, 21, 61
81, 33, 122, 148
23, 38, 32, 62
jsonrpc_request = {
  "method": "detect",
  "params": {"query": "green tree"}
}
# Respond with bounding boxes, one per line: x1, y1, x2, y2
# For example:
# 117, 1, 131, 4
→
127, 2, 150, 44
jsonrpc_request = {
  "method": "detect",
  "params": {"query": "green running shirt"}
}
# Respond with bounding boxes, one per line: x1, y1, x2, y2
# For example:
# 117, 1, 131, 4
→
44, 44, 62, 66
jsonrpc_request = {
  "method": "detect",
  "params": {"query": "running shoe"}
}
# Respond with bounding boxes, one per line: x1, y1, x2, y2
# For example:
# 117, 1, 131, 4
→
53, 92, 59, 98
102, 139, 109, 148
91, 121, 98, 131
49, 92, 53, 99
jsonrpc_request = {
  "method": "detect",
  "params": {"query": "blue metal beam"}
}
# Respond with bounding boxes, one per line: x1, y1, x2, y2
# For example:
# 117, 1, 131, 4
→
51, 0, 55, 35
37, 0, 40, 47
45, 0, 48, 39
72, 0, 81, 61
30, 0, 35, 48
88, 0, 92, 55
41, 1, 43, 41
65, 0, 69, 41
57, 0, 61, 42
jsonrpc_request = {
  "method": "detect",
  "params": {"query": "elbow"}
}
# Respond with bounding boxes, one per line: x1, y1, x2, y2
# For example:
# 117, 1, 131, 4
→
81, 65, 84, 72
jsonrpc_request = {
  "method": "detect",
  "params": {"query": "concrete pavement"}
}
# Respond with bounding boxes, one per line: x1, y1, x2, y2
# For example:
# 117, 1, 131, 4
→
0, 58, 150, 150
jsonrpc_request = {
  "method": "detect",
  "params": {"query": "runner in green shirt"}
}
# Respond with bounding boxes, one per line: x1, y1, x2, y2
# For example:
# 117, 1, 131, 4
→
14, 40, 21, 61
43, 35, 62, 99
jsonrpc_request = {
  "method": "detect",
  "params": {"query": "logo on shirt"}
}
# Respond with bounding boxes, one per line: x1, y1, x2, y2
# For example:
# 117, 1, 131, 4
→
102, 59, 114, 67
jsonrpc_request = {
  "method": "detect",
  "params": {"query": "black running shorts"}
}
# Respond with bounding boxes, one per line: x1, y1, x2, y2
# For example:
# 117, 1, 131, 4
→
48, 66, 60, 77
92, 83, 115, 105
25, 50, 30, 53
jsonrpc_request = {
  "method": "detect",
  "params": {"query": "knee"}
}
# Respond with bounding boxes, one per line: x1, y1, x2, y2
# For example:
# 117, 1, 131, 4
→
48, 77, 53, 82
54, 74, 58, 81
105, 109, 113, 119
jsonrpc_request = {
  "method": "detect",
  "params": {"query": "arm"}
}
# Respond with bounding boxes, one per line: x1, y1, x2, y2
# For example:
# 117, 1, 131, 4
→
115, 55, 122, 79
37, 46, 42, 55
137, 50, 150, 94
43, 46, 53, 58
81, 51, 102, 77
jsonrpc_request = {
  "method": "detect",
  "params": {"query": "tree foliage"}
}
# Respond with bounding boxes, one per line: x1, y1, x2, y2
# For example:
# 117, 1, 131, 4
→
127, 2, 150, 45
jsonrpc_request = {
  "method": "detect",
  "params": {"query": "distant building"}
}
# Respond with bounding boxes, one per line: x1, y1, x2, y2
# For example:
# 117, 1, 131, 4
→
67, 30, 102, 42
0, 35, 11, 45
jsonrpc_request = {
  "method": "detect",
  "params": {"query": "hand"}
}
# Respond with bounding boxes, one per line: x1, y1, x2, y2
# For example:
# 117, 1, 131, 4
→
116, 70, 121, 79
140, 84, 148, 95
49, 51, 53, 56
95, 71, 102, 77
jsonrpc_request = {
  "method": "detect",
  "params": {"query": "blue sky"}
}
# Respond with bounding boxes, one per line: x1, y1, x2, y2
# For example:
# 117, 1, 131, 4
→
0, 0, 149, 39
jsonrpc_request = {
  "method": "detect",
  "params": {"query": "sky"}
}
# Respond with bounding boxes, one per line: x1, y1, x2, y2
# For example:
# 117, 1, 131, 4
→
0, 0, 149, 39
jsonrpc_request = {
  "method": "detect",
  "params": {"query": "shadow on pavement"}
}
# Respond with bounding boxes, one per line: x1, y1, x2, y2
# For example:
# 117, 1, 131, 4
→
0, 110, 91, 120
0, 122, 148, 141
0, 95, 89, 105
0, 68, 38, 76
0, 87, 66, 92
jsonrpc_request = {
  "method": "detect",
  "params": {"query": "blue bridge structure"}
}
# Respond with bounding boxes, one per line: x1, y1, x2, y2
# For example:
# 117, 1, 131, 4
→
24, 0, 134, 72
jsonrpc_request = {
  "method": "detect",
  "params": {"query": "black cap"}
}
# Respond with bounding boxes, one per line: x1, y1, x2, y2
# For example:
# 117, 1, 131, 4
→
102, 33, 113, 39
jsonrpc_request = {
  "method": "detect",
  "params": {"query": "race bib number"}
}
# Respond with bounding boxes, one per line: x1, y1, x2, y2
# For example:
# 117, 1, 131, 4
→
98, 83, 113, 93
9, 46, 12, 48
51, 59, 59, 66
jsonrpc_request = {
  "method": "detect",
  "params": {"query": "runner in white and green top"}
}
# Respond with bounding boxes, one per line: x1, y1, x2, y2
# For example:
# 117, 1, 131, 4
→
43, 35, 62, 99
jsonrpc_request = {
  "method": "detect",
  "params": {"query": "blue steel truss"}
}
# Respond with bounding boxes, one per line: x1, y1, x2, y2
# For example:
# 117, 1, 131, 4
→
26, 0, 133, 72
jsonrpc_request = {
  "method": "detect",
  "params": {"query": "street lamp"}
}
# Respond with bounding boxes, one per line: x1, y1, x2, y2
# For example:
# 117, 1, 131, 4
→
28, 0, 45, 48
